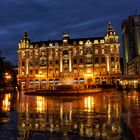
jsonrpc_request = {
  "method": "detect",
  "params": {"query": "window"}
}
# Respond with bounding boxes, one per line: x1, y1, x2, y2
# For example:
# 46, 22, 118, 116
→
41, 60, 46, 66
86, 57, 92, 64
95, 48, 98, 54
101, 57, 105, 63
80, 49, 83, 55
35, 60, 38, 66
73, 48, 77, 55
63, 50, 68, 55
55, 49, 58, 57
85, 47, 91, 54
49, 60, 53, 65
110, 46, 114, 53
73, 58, 77, 64
22, 61, 25, 66
79, 69, 84, 73
40, 50, 45, 57
29, 70, 33, 74
73, 69, 77, 73
63, 59, 69, 65
79, 78, 84, 83
35, 50, 38, 57
80, 58, 83, 64
79, 41, 83, 45
29, 61, 33, 66
101, 49, 105, 54
55, 60, 59, 65
55, 69, 59, 74
111, 57, 114, 62
35, 70, 38, 74
95, 57, 99, 63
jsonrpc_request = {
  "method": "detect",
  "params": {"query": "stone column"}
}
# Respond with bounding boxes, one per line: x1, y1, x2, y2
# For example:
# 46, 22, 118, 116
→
69, 51, 72, 72
60, 52, 63, 72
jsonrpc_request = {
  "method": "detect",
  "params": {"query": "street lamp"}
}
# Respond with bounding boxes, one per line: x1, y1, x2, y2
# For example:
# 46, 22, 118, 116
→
5, 72, 12, 86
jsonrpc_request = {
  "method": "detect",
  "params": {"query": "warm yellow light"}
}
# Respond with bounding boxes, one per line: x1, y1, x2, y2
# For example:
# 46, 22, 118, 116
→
5, 73, 11, 79
84, 96, 94, 112
2, 94, 11, 111
85, 73, 93, 77
85, 69, 93, 77
87, 70, 91, 73
36, 97, 45, 113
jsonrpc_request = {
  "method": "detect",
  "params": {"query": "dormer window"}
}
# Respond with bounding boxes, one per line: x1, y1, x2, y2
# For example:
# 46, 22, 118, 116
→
79, 41, 83, 45
49, 43, 53, 47
55, 43, 59, 47
100, 40, 104, 43
94, 40, 98, 44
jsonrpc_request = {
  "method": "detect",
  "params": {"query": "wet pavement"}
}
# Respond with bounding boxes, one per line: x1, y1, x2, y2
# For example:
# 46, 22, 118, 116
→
0, 90, 140, 140
121, 91, 140, 140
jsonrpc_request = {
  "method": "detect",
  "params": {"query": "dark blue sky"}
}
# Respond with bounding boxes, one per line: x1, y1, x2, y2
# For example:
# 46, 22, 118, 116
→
0, 0, 140, 65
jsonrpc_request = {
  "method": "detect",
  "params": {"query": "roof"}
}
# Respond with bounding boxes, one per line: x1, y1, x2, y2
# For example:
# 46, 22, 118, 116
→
30, 36, 104, 47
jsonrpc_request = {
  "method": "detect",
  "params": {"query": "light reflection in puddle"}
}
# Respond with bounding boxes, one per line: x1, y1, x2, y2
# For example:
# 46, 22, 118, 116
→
17, 92, 122, 139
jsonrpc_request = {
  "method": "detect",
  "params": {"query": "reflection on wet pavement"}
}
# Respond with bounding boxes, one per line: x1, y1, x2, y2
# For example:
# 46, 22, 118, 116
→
17, 92, 122, 140
0, 91, 140, 139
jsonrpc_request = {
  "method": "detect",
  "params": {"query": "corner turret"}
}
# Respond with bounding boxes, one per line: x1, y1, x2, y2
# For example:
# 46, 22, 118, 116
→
18, 31, 30, 49
105, 22, 119, 43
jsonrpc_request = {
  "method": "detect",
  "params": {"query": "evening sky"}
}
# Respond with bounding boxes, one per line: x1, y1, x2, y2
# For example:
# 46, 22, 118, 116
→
0, 0, 140, 65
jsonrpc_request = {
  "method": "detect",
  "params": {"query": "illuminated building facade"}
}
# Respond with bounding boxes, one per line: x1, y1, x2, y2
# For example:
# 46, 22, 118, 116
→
17, 23, 121, 89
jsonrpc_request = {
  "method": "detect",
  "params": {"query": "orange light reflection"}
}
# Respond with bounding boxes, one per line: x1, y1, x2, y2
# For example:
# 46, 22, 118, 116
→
2, 94, 11, 111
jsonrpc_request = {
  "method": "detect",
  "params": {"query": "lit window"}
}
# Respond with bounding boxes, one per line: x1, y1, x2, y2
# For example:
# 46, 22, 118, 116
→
95, 48, 98, 54
100, 40, 104, 43
49, 43, 53, 47
101, 49, 105, 54
94, 40, 98, 44
63, 59, 69, 65
80, 49, 83, 55
110, 46, 114, 53
55, 69, 59, 74
41, 60, 46, 66
85, 47, 92, 54
55, 43, 59, 47
79, 41, 83, 45
73, 48, 77, 55
86, 57, 92, 64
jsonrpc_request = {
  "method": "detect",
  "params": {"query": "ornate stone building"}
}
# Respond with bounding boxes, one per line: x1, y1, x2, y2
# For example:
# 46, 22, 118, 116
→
17, 23, 121, 89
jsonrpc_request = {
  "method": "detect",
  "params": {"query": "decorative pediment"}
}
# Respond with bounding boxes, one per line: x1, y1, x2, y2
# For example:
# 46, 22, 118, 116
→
85, 40, 92, 46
